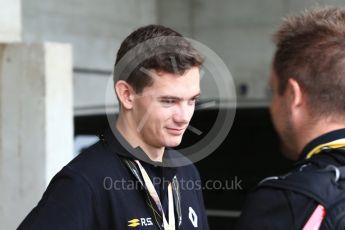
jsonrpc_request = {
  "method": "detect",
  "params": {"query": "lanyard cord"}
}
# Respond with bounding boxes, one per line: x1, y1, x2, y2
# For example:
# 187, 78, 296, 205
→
123, 159, 163, 229
123, 158, 182, 229
134, 160, 176, 230
306, 138, 345, 159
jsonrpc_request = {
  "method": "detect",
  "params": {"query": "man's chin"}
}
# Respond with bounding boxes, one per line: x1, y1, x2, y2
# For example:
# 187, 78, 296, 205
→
164, 137, 183, 148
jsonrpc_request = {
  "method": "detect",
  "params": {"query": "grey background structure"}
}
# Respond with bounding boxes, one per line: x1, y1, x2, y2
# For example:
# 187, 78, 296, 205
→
1, 0, 345, 228
21, 0, 345, 114
0, 43, 73, 229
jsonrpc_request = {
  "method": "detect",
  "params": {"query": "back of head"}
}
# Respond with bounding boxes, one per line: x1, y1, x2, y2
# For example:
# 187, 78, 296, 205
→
273, 6, 345, 119
114, 25, 203, 94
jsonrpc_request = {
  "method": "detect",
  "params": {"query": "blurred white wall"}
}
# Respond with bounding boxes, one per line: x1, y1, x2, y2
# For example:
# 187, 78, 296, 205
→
157, 0, 345, 107
18, 0, 344, 115
22, 0, 158, 115
0, 43, 73, 230
0, 0, 21, 42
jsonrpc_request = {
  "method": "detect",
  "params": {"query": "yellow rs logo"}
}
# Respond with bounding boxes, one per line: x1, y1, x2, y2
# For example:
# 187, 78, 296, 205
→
128, 218, 140, 227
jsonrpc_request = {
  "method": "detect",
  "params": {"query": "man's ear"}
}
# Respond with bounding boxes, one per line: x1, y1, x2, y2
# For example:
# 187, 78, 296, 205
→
287, 78, 303, 109
115, 80, 135, 110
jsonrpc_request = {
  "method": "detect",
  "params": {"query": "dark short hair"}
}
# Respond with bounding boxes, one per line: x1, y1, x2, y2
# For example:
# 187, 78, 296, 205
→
273, 7, 345, 116
114, 25, 203, 93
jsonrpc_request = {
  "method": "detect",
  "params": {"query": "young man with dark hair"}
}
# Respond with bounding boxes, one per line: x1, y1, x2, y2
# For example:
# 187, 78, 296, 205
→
236, 7, 345, 229
18, 25, 209, 230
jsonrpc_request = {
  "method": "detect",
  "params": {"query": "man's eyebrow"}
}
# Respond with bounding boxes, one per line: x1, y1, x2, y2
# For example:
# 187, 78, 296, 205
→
191, 93, 201, 98
159, 93, 201, 100
159, 96, 181, 100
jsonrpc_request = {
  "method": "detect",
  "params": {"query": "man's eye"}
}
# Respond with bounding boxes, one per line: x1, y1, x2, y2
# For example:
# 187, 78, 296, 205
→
161, 99, 176, 104
188, 97, 198, 105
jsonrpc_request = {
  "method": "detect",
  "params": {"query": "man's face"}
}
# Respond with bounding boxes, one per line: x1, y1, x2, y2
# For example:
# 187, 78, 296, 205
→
131, 67, 200, 149
270, 70, 296, 158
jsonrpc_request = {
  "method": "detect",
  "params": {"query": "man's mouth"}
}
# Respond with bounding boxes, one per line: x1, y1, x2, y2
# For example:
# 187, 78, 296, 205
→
166, 127, 185, 135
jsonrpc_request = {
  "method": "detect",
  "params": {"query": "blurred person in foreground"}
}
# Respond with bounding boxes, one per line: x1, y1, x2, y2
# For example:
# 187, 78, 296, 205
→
237, 6, 345, 230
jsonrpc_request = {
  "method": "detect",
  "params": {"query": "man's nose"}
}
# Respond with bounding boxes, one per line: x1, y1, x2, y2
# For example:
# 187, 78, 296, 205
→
173, 102, 194, 124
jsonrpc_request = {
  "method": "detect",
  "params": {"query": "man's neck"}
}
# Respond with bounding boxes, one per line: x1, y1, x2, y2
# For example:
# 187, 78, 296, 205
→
116, 116, 165, 162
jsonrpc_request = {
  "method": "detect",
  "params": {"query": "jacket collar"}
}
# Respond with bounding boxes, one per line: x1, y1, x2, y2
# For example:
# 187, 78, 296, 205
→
103, 127, 183, 169
299, 128, 345, 160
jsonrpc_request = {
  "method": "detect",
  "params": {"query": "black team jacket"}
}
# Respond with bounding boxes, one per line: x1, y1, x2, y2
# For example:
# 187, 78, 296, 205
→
18, 128, 209, 230
236, 129, 345, 230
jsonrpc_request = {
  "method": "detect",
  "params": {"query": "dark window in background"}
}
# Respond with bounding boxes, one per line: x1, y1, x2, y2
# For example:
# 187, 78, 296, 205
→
74, 108, 293, 229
